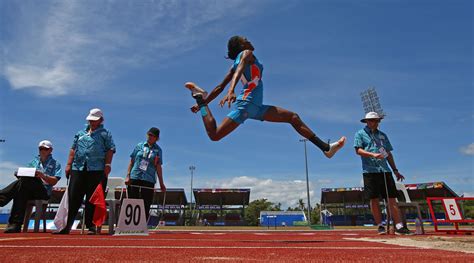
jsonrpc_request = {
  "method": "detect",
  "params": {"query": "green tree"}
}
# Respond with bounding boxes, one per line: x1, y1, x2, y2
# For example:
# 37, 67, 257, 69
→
298, 199, 305, 211
310, 203, 321, 224
244, 198, 276, 226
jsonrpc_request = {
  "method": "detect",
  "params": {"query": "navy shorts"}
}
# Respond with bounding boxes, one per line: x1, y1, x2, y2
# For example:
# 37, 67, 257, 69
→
363, 172, 398, 200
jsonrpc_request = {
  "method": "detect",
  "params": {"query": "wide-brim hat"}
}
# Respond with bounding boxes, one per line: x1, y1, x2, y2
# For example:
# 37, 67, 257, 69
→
361, 111, 383, 123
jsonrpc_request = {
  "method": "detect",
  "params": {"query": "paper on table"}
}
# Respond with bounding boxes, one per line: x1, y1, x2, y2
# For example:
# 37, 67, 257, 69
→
17, 167, 36, 177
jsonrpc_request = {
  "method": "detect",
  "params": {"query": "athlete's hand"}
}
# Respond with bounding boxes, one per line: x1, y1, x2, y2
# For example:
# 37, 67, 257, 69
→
190, 104, 199, 113
394, 171, 405, 181
219, 91, 236, 108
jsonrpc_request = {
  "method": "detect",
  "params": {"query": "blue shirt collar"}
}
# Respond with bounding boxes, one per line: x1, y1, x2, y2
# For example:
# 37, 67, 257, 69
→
84, 124, 104, 133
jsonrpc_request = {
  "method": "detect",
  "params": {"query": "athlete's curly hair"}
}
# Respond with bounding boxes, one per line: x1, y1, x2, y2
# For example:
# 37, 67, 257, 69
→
227, 35, 244, 60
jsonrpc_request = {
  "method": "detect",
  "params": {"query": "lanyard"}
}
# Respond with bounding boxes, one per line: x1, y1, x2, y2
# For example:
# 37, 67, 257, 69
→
142, 146, 153, 159
39, 158, 53, 173
364, 128, 383, 148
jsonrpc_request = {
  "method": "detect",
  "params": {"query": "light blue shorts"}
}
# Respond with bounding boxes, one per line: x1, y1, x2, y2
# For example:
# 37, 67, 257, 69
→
227, 100, 271, 124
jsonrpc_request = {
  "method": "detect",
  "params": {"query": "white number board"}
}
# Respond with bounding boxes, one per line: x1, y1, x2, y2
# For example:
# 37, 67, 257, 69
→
443, 199, 462, 221
115, 199, 149, 236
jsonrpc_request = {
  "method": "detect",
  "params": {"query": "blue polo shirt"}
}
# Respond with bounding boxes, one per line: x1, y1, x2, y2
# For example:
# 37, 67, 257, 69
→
354, 126, 393, 173
71, 124, 116, 171
129, 141, 162, 184
27, 155, 62, 196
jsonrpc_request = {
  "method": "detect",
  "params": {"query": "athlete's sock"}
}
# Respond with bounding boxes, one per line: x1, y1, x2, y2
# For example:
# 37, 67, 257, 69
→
193, 94, 208, 117
309, 135, 330, 152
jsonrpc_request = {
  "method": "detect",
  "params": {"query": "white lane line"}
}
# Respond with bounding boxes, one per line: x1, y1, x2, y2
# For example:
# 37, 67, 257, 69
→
0, 245, 425, 250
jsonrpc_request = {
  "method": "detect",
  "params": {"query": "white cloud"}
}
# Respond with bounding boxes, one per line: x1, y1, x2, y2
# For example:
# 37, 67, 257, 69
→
205, 176, 318, 209
2, 0, 263, 97
0, 161, 20, 187
460, 143, 474, 155
5, 63, 75, 96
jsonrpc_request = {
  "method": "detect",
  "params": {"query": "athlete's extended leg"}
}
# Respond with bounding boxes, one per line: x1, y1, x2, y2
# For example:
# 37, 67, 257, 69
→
185, 82, 240, 141
262, 106, 345, 158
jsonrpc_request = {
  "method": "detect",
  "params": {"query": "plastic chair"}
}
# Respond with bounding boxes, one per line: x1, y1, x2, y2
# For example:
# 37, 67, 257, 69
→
105, 177, 128, 235
23, 199, 48, 233
395, 182, 424, 233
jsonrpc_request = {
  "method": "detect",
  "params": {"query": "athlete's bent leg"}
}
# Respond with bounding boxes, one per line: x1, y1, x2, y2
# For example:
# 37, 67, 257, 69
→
262, 106, 345, 157
201, 108, 240, 141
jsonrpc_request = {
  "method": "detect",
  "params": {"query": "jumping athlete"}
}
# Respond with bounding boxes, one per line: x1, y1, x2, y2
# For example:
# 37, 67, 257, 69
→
185, 36, 345, 158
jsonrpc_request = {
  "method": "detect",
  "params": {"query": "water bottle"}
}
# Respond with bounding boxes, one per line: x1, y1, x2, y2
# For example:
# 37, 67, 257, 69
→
415, 218, 424, 235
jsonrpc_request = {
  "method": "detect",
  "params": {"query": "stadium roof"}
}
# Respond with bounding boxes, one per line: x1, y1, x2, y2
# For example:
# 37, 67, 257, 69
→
321, 182, 458, 204
193, 188, 250, 206
153, 188, 188, 206
50, 187, 188, 206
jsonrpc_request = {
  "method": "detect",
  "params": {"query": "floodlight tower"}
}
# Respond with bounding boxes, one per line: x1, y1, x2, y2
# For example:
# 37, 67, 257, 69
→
299, 138, 312, 225
189, 165, 196, 224
360, 87, 385, 117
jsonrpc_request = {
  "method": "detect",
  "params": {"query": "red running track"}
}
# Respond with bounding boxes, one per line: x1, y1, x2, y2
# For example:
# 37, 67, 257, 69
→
0, 230, 472, 262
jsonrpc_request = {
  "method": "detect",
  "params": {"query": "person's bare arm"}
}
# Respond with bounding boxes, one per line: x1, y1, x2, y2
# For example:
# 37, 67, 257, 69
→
219, 50, 253, 108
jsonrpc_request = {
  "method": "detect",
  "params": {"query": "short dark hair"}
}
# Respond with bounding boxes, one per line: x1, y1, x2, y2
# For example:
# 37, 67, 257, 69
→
227, 35, 243, 60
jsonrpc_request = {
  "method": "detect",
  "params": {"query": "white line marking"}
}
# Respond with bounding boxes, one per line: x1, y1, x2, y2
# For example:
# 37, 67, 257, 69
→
0, 245, 424, 250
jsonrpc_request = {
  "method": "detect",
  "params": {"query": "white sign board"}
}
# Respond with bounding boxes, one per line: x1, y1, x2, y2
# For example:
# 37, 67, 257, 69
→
115, 199, 149, 236
17, 167, 36, 177
443, 199, 462, 221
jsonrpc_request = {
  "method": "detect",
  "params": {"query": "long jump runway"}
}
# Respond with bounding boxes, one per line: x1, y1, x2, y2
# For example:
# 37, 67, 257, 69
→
0, 230, 472, 262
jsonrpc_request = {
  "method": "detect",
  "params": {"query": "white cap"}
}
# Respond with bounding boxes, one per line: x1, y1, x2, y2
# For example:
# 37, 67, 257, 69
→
38, 140, 53, 149
360, 111, 383, 123
86, 108, 103, 121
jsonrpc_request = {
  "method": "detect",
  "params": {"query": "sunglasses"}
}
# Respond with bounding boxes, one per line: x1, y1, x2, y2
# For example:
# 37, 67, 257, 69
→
147, 133, 158, 138
367, 119, 380, 123
39, 147, 50, 151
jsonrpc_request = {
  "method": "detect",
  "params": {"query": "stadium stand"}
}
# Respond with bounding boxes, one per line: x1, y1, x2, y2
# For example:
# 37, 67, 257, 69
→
320, 181, 458, 226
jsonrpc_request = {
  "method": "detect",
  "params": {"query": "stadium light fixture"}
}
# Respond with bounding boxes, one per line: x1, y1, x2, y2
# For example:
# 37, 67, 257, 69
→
360, 87, 385, 117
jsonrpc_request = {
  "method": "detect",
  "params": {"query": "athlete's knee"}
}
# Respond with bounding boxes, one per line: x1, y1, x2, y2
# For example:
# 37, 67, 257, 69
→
208, 132, 222, 141
290, 113, 302, 125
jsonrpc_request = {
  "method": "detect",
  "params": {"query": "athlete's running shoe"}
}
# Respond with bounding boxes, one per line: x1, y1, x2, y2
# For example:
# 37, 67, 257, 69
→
185, 82, 208, 99
323, 136, 346, 158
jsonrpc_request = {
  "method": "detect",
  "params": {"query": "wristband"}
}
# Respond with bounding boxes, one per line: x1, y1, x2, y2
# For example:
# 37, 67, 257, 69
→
105, 164, 111, 167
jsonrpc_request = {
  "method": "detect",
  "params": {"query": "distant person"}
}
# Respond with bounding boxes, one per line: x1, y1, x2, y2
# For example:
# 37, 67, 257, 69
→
54, 108, 115, 235
125, 127, 166, 221
185, 35, 345, 158
0, 140, 61, 233
354, 112, 412, 235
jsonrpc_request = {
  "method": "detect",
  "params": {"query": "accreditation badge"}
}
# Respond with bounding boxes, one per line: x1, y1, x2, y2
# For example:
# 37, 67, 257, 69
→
139, 159, 149, 171
378, 146, 389, 158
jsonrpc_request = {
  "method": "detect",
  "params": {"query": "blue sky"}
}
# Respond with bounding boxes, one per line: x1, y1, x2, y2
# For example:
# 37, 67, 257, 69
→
0, 0, 472, 209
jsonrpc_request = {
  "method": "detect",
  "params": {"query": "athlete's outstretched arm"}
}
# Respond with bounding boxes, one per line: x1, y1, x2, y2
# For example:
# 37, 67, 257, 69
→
190, 67, 234, 113
220, 50, 253, 108
205, 67, 234, 104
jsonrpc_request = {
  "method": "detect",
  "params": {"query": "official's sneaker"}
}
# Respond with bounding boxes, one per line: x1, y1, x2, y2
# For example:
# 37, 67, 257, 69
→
323, 136, 346, 158
87, 226, 97, 235
395, 226, 413, 236
377, 225, 386, 235
4, 223, 21, 233
52, 228, 70, 235
185, 82, 208, 99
